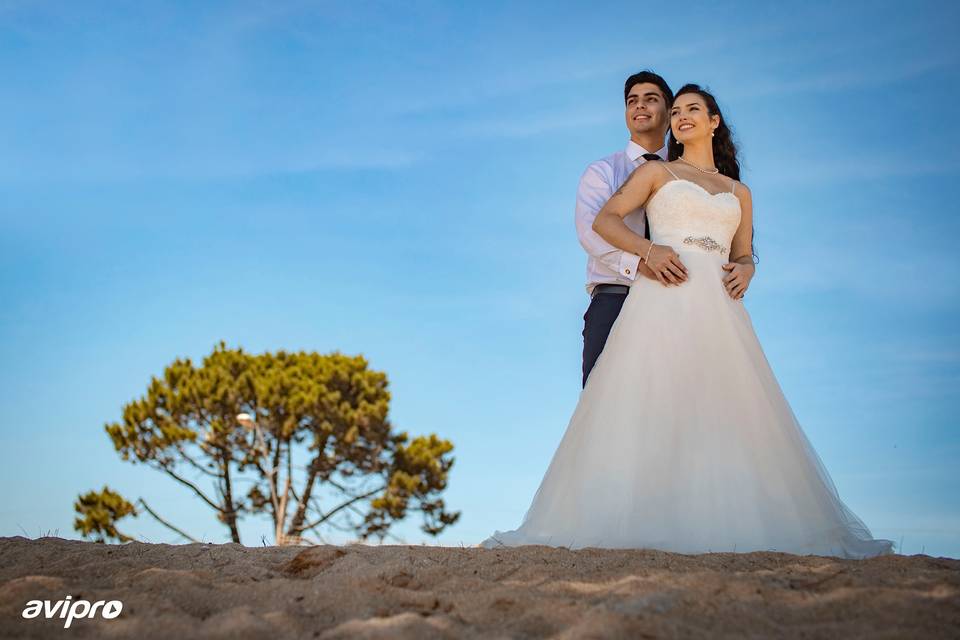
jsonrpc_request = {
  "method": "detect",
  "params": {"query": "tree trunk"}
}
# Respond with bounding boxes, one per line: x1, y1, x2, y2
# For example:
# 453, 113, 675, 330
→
221, 453, 241, 544
287, 466, 319, 537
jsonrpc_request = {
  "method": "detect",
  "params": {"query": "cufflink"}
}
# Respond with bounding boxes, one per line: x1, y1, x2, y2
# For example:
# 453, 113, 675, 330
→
625, 268, 631, 275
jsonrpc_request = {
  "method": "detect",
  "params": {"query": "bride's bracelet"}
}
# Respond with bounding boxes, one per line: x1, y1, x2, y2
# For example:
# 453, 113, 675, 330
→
643, 243, 654, 264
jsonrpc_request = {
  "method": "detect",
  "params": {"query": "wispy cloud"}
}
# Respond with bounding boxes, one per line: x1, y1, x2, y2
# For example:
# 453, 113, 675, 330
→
738, 56, 959, 99
453, 110, 615, 139
0, 145, 425, 183
749, 236, 960, 306
0, 1, 428, 183
755, 157, 960, 186
386, 36, 741, 118
0, 0, 35, 14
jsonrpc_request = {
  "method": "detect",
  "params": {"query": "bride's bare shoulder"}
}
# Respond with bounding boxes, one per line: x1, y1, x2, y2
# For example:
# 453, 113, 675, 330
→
633, 158, 672, 177
647, 161, 680, 191
732, 179, 752, 207
616, 159, 670, 195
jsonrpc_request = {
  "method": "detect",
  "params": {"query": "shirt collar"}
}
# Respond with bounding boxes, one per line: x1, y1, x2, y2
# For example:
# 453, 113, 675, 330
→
626, 139, 668, 162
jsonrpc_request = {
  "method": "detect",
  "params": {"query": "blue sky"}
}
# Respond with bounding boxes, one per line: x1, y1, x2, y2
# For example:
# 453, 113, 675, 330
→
1, 0, 958, 557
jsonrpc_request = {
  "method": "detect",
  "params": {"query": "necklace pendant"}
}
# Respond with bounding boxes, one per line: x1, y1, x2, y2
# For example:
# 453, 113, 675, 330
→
679, 155, 719, 174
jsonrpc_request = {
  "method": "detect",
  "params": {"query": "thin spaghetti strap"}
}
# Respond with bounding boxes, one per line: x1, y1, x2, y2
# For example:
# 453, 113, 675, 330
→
662, 163, 680, 180
730, 179, 737, 194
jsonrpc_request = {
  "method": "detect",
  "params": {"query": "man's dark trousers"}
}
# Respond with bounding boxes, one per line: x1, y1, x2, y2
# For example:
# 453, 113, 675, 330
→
581, 288, 629, 387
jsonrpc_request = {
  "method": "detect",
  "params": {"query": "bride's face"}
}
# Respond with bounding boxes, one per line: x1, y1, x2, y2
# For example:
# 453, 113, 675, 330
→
670, 94, 720, 145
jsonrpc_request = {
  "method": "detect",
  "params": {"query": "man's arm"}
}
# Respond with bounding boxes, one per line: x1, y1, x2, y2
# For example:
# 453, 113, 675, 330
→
592, 162, 689, 286
574, 163, 642, 280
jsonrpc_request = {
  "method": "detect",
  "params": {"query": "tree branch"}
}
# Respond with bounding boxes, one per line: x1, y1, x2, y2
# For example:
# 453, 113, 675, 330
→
298, 486, 384, 532
175, 443, 219, 478
137, 498, 198, 543
156, 463, 225, 513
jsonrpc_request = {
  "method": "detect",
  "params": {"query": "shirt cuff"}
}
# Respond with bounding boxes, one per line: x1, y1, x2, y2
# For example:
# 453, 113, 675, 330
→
619, 252, 641, 280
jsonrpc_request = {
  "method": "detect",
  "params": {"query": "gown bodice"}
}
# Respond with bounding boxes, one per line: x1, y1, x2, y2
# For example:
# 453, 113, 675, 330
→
646, 179, 742, 261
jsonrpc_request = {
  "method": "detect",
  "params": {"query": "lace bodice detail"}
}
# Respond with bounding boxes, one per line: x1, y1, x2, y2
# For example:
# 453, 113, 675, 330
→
646, 179, 742, 259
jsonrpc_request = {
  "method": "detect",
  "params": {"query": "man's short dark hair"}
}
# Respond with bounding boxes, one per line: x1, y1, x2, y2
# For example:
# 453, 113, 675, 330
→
623, 70, 673, 107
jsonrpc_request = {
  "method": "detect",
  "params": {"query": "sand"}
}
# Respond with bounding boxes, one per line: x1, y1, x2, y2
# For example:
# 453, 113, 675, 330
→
0, 536, 957, 638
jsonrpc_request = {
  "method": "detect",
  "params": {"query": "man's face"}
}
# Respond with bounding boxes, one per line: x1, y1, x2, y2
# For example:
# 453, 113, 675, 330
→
624, 82, 669, 140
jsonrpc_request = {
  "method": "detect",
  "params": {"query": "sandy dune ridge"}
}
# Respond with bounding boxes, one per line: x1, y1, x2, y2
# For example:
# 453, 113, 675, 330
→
0, 536, 957, 638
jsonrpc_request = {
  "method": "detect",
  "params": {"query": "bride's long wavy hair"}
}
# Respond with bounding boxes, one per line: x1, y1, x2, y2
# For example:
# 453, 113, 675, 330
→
667, 83, 756, 262
667, 84, 740, 179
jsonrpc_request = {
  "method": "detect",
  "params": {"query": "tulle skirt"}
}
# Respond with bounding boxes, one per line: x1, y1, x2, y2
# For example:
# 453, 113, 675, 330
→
480, 249, 895, 559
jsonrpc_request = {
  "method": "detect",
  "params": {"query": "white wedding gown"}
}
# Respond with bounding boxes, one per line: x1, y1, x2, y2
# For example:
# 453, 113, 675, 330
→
480, 176, 895, 559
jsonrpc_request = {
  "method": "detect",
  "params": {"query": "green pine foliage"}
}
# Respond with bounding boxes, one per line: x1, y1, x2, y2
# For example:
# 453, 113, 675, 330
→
73, 486, 138, 543
76, 341, 460, 545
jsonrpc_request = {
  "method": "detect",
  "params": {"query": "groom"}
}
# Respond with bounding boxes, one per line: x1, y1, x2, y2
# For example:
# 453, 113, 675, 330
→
575, 70, 753, 387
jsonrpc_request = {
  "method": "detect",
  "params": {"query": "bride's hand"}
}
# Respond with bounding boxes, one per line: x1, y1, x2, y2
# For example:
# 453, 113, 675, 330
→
644, 244, 688, 286
721, 262, 755, 299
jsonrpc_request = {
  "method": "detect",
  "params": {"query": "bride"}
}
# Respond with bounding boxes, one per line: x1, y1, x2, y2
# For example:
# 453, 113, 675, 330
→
479, 84, 895, 559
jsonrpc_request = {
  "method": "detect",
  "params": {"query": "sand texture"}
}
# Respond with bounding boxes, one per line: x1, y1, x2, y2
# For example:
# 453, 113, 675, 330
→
1, 536, 957, 639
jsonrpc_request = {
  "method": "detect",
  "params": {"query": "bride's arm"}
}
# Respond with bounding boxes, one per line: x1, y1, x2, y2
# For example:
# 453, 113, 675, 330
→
721, 182, 756, 299
593, 163, 688, 286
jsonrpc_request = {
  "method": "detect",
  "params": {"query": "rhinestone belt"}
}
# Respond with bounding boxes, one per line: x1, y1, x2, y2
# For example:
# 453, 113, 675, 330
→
682, 235, 728, 254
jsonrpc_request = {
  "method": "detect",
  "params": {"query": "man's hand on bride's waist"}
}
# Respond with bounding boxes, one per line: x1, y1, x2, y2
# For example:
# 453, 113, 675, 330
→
641, 243, 688, 287
637, 261, 662, 284
721, 261, 755, 300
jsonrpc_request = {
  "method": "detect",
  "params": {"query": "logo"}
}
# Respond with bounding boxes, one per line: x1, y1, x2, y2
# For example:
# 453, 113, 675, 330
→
21, 597, 123, 629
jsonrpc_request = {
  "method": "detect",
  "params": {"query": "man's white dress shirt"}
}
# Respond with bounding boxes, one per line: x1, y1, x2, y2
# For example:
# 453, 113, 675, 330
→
574, 140, 667, 297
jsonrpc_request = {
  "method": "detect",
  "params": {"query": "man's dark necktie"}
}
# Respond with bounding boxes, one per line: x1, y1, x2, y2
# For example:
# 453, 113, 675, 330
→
639, 154, 661, 239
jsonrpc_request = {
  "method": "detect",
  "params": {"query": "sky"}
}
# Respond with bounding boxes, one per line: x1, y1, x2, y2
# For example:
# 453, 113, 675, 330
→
1, 0, 958, 558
